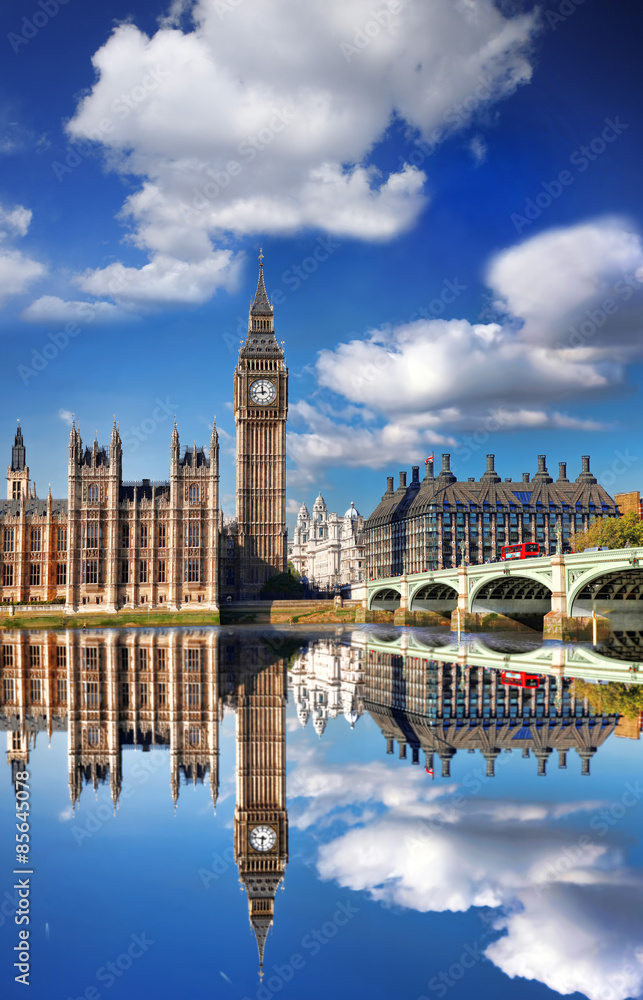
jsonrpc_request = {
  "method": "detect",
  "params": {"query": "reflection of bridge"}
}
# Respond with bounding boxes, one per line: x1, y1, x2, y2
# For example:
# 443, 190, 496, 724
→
289, 631, 637, 777
366, 547, 643, 636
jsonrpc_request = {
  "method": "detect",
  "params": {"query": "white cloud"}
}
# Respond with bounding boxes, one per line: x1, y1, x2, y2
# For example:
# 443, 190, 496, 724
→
0, 203, 32, 239
0, 201, 45, 307
60, 0, 537, 302
291, 756, 643, 1000
58, 409, 74, 426
21, 295, 128, 324
74, 250, 242, 310
0, 249, 46, 307
469, 134, 487, 163
487, 218, 643, 352
286, 219, 642, 479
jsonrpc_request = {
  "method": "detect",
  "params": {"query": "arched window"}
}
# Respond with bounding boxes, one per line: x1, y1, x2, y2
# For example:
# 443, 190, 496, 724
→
189, 485, 200, 502
88, 484, 99, 502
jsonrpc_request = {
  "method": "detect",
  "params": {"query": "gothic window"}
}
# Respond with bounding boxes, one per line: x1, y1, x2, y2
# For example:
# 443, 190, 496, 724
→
185, 648, 201, 671
84, 522, 99, 549
56, 678, 67, 703
185, 682, 201, 708
185, 558, 200, 583
30, 646, 40, 667
139, 683, 149, 707
83, 682, 99, 708
29, 564, 41, 587
189, 485, 200, 502
156, 682, 167, 707
82, 560, 98, 585
4, 677, 15, 702
2, 565, 14, 587
30, 678, 42, 703
57, 527, 67, 551
83, 647, 98, 669
140, 524, 148, 549
2, 645, 14, 667
122, 525, 130, 548
121, 561, 129, 584
3, 528, 14, 552
158, 523, 166, 548
30, 528, 41, 552
139, 561, 148, 584
139, 648, 148, 670
186, 524, 200, 547
157, 648, 166, 670
12, 481, 21, 499
87, 727, 100, 746
158, 560, 166, 583
56, 563, 67, 586
88, 484, 99, 502
189, 728, 200, 746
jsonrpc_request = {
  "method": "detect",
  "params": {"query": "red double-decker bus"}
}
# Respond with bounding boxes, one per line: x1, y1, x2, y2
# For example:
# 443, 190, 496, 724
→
500, 543, 541, 561
500, 670, 541, 689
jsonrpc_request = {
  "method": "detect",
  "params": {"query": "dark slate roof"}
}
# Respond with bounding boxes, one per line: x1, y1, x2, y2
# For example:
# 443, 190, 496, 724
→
119, 482, 170, 502
250, 256, 273, 316
0, 499, 67, 517
179, 447, 209, 469
81, 445, 109, 467
366, 456, 619, 528
11, 425, 26, 471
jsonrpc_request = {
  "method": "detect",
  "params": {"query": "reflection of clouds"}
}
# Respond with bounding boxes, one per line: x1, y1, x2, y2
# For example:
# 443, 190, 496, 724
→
292, 758, 643, 1000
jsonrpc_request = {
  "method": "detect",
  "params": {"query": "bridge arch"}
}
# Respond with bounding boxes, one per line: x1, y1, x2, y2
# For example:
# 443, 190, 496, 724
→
409, 581, 458, 614
569, 566, 643, 616
369, 587, 401, 611
470, 574, 552, 630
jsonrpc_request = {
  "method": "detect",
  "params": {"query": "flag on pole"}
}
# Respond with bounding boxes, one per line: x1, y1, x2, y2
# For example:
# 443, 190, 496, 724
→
425, 454, 434, 465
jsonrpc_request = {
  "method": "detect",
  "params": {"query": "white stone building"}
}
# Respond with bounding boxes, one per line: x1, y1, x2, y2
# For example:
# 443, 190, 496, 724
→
288, 492, 366, 594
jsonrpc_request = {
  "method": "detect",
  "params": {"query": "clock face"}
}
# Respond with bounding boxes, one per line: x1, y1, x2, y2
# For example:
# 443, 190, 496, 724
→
249, 378, 277, 405
249, 825, 277, 852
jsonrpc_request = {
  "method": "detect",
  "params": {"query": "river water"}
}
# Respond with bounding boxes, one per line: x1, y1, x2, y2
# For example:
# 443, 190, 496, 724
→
1, 625, 642, 1000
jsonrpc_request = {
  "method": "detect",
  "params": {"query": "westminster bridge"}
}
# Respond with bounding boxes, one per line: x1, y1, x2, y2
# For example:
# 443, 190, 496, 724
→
365, 547, 643, 638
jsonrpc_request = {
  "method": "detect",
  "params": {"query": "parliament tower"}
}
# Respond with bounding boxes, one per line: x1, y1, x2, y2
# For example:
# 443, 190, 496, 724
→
234, 252, 288, 597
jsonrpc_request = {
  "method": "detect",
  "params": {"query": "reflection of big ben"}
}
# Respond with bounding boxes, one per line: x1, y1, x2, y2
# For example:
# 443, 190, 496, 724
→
234, 251, 288, 597
233, 655, 288, 976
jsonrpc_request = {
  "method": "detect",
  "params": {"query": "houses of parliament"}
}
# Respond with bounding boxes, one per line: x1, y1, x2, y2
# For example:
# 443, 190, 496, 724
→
0, 253, 287, 610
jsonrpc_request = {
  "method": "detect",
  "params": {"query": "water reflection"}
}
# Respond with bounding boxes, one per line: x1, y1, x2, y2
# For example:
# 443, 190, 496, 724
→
1, 627, 642, 999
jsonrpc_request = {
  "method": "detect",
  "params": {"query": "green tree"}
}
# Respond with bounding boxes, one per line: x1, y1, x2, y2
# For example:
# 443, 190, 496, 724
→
573, 511, 643, 552
260, 572, 304, 599
574, 679, 643, 720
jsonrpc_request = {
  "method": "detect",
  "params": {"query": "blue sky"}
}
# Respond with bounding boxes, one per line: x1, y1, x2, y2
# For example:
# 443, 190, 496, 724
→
1, 0, 642, 524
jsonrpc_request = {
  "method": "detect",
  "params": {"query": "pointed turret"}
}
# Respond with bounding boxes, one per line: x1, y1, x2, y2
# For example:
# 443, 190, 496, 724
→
240, 251, 283, 360
11, 422, 26, 471
251, 248, 272, 316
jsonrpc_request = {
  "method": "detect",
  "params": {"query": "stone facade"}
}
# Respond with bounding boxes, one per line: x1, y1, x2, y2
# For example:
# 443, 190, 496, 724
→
0, 258, 288, 610
365, 453, 620, 576
288, 493, 365, 592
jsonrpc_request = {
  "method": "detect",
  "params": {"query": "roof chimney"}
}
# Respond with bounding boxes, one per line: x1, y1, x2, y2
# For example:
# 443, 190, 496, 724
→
522, 473, 530, 483
411, 466, 420, 484
399, 471, 407, 489
558, 462, 568, 482
437, 453, 456, 484
481, 453, 501, 483
533, 454, 553, 484
575, 455, 597, 484
386, 476, 394, 494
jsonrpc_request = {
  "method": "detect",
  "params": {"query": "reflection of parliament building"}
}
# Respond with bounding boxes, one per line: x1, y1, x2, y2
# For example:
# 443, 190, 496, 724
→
0, 630, 622, 969
0, 628, 288, 974
0, 255, 287, 608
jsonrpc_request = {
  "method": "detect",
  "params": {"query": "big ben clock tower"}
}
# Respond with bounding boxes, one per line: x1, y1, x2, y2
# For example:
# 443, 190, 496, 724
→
234, 251, 288, 597
233, 653, 288, 977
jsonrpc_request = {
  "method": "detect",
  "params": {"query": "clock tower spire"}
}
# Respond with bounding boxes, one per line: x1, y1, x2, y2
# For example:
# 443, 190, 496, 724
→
234, 251, 288, 597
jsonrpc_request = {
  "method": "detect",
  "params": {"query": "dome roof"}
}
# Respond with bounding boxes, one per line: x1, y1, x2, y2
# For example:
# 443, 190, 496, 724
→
344, 501, 360, 519
312, 492, 327, 510
297, 502, 310, 519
